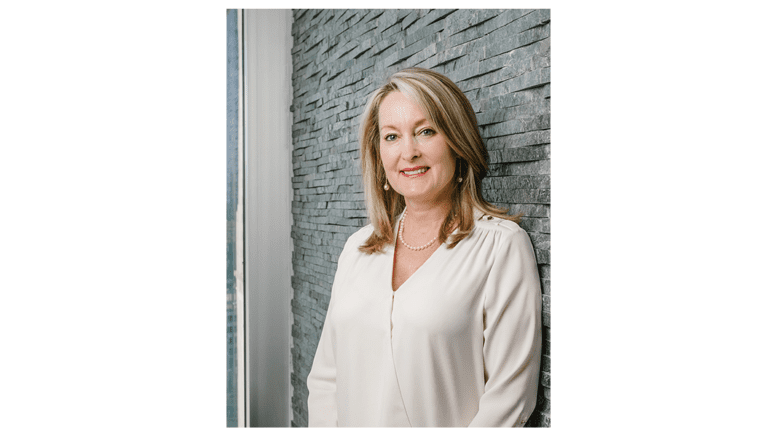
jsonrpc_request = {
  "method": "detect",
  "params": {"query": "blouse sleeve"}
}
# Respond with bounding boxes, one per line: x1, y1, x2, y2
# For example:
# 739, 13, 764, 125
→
468, 225, 542, 427
307, 300, 338, 426
307, 232, 359, 427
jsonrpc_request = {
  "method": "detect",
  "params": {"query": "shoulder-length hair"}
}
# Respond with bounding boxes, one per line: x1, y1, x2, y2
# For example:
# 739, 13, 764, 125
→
358, 67, 519, 254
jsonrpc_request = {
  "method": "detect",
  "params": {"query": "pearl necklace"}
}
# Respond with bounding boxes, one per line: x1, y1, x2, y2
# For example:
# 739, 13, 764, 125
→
398, 210, 437, 251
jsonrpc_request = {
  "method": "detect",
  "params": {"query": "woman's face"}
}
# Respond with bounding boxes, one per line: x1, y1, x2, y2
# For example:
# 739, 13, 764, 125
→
378, 91, 457, 208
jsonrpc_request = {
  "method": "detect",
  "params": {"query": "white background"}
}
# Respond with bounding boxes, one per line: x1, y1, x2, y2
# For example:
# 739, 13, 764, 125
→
2, 1, 775, 435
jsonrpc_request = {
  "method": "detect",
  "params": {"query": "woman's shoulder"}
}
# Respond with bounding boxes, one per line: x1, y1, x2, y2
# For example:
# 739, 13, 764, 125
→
469, 211, 538, 273
469, 210, 534, 253
472, 211, 525, 236
341, 223, 375, 252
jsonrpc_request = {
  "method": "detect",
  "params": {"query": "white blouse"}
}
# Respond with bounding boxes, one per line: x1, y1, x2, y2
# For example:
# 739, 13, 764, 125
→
307, 211, 542, 427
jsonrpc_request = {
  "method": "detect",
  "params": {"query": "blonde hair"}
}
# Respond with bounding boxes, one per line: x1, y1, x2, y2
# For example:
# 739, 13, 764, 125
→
358, 67, 519, 254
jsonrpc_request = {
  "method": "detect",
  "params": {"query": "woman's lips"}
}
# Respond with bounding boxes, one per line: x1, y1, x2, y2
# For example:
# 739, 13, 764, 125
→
401, 166, 429, 176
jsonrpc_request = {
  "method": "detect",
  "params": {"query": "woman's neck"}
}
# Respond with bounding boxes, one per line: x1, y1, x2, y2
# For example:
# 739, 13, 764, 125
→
402, 199, 452, 232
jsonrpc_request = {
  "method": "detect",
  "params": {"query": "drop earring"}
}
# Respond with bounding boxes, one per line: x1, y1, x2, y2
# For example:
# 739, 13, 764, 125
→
384, 182, 390, 191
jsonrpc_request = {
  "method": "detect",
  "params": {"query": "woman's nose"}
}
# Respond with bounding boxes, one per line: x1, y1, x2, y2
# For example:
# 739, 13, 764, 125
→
399, 135, 420, 160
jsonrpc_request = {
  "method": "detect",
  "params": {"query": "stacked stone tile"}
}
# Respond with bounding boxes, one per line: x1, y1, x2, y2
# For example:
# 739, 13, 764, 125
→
290, 9, 550, 427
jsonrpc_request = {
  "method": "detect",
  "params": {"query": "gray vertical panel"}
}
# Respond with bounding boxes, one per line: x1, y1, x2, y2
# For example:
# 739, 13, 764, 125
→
225, 8, 240, 428
244, 9, 293, 427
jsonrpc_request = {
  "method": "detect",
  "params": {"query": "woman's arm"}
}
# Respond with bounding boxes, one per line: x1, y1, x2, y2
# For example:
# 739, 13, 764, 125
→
307, 231, 362, 427
307, 307, 338, 427
468, 226, 542, 427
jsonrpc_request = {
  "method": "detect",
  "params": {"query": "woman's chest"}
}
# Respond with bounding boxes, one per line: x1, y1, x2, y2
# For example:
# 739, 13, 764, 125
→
391, 242, 439, 291
332, 245, 494, 337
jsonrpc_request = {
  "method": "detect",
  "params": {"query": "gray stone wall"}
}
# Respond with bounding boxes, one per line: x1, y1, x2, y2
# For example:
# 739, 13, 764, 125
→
290, 9, 550, 427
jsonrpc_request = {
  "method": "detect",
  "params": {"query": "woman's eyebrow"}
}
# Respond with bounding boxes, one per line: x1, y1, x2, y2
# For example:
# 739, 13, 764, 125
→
379, 119, 430, 131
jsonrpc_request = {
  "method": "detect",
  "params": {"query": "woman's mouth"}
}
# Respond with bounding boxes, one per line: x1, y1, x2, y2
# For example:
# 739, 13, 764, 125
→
401, 167, 429, 176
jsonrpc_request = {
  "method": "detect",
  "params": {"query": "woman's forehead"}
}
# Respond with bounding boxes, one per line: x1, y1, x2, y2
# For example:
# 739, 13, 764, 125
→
378, 91, 430, 129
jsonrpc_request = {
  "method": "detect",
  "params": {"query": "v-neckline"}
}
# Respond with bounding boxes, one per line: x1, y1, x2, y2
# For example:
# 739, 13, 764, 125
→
390, 234, 445, 293
389, 213, 459, 293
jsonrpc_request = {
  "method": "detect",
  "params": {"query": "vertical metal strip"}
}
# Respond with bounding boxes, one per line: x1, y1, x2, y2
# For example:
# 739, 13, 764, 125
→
236, 8, 246, 428
239, 8, 250, 428
283, 10, 294, 425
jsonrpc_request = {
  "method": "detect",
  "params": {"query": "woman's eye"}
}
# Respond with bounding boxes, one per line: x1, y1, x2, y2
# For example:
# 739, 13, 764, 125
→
419, 128, 435, 136
384, 134, 397, 141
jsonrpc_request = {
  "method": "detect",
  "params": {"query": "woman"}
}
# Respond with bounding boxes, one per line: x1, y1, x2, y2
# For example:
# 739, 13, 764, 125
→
307, 67, 542, 427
